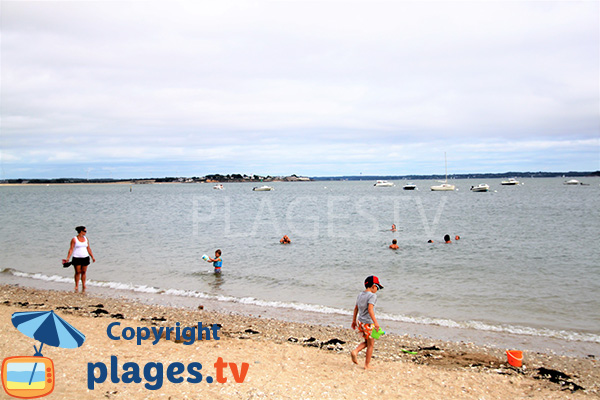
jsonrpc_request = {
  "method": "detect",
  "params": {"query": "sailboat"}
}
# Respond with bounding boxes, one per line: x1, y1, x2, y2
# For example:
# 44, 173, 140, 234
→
430, 153, 455, 191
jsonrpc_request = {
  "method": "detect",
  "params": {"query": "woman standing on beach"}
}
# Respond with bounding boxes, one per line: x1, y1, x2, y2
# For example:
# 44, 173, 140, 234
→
66, 226, 96, 293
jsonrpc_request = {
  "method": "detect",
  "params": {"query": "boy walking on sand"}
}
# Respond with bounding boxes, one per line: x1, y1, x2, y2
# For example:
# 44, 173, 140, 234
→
351, 275, 383, 370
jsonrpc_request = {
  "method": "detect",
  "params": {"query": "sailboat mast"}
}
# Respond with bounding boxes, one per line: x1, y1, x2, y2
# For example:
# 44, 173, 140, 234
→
444, 152, 448, 183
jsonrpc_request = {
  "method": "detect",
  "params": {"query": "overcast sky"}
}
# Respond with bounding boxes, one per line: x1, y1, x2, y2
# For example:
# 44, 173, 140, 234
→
1, 0, 598, 179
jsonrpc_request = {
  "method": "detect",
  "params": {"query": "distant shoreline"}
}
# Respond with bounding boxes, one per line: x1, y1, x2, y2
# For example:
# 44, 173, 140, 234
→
0, 181, 135, 187
0, 180, 297, 187
1, 171, 598, 185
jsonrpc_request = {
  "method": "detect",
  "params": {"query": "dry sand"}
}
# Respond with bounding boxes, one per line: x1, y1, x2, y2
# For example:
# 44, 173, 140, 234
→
0, 284, 598, 399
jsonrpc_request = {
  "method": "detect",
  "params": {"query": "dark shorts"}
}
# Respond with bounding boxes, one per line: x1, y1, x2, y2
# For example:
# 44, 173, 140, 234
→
72, 256, 90, 266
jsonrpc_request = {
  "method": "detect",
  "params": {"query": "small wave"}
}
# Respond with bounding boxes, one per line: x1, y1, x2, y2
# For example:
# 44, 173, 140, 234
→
7, 269, 73, 284
0, 268, 17, 274
4, 268, 599, 344
377, 311, 600, 343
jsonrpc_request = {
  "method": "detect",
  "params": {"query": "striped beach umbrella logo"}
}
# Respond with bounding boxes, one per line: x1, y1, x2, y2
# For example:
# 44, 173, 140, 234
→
11, 311, 86, 352
8, 310, 86, 390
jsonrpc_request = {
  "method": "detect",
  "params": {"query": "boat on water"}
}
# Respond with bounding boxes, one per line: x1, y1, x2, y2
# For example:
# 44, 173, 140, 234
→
374, 180, 394, 187
253, 185, 273, 191
431, 183, 455, 191
470, 183, 490, 192
431, 153, 455, 191
213, 184, 224, 190
403, 183, 417, 190
563, 179, 580, 185
501, 178, 520, 185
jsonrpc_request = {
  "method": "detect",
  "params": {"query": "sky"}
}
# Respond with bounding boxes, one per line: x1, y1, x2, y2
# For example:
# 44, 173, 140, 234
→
1, 0, 599, 179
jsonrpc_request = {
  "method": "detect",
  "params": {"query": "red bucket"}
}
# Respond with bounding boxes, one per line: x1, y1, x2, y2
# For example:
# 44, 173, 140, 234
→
506, 350, 523, 367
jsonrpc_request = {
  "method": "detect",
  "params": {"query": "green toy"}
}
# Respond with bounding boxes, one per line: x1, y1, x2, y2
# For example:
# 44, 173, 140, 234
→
371, 327, 385, 339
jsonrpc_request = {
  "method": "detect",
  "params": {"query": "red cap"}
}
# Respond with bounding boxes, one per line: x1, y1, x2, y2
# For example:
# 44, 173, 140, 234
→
365, 275, 383, 289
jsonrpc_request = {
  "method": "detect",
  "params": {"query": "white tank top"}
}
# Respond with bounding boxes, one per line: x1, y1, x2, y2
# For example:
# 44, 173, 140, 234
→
73, 236, 89, 258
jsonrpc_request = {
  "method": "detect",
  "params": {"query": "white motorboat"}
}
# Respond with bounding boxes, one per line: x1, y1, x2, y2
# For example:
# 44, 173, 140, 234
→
213, 184, 224, 190
431, 153, 455, 191
402, 183, 417, 190
501, 178, 520, 185
374, 180, 394, 187
470, 183, 490, 192
431, 183, 456, 191
253, 185, 273, 191
563, 179, 580, 185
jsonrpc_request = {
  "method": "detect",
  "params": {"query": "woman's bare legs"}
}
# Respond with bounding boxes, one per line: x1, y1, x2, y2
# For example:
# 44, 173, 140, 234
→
74, 265, 88, 292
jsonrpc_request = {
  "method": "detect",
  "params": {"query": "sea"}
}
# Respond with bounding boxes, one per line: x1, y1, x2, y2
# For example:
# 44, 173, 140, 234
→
1, 177, 599, 356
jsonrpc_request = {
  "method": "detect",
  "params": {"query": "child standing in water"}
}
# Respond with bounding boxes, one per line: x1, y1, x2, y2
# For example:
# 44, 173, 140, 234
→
208, 249, 222, 273
351, 275, 383, 370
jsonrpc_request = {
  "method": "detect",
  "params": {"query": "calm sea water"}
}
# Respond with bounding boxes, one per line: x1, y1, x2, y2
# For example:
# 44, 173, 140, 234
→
1, 178, 599, 347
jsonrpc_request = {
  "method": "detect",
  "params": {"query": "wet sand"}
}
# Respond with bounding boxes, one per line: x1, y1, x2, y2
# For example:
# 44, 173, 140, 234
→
0, 284, 598, 399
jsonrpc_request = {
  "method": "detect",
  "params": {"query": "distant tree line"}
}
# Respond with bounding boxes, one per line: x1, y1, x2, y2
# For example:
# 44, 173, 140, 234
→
204, 174, 272, 182
1, 178, 130, 184
2, 171, 597, 184
313, 171, 600, 181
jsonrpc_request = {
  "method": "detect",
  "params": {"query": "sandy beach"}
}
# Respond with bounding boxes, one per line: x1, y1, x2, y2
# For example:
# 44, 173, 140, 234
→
0, 284, 598, 399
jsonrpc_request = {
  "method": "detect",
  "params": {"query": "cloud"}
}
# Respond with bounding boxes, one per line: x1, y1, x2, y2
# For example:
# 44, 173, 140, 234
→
1, 1, 598, 178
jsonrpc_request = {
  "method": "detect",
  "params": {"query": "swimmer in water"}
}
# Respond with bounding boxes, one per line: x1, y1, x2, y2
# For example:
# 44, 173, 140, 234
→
280, 235, 291, 244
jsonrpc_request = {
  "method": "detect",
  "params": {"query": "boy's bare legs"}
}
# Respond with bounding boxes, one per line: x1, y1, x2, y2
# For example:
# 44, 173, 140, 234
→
351, 341, 367, 364
364, 337, 375, 369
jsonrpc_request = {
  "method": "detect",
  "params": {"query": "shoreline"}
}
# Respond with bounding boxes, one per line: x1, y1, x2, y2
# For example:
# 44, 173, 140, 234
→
3, 270, 599, 359
0, 182, 135, 187
1, 283, 598, 398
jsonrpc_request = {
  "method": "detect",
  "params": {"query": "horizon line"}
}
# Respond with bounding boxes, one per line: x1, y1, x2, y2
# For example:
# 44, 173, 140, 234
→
2, 170, 599, 182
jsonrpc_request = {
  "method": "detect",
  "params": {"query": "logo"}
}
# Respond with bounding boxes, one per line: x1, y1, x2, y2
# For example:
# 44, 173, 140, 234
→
2, 310, 86, 399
